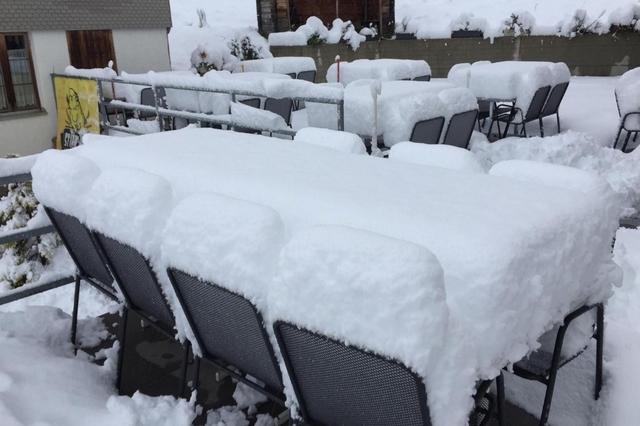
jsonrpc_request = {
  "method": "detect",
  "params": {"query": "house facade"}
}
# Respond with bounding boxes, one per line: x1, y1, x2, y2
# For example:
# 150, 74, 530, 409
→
0, 0, 172, 157
257, 0, 395, 36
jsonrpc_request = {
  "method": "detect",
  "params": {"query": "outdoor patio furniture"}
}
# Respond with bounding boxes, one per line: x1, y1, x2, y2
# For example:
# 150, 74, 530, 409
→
167, 268, 284, 403
510, 304, 604, 426
413, 75, 432, 82
613, 93, 640, 152
274, 321, 498, 426
43, 208, 118, 351
493, 86, 550, 138
539, 82, 570, 137
91, 232, 190, 398
442, 109, 479, 149
297, 70, 317, 83
233, 98, 263, 133
264, 97, 293, 127
410, 116, 445, 145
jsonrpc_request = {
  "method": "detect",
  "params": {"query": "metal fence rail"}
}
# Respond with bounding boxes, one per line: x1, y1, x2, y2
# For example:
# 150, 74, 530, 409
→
0, 173, 74, 306
51, 73, 345, 138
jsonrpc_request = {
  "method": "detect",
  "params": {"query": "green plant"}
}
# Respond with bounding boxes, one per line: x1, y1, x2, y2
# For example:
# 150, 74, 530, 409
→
229, 36, 264, 61
307, 33, 326, 46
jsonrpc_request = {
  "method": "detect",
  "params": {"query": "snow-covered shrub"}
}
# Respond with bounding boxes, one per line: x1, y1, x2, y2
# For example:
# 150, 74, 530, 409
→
0, 155, 60, 289
557, 9, 605, 37
609, 4, 640, 34
268, 17, 365, 51
450, 13, 489, 33
503, 12, 535, 36
229, 36, 265, 61
190, 42, 240, 73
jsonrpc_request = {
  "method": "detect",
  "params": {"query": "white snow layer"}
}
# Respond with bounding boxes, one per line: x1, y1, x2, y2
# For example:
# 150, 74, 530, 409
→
31, 150, 101, 222
615, 67, 640, 131
0, 154, 38, 177
162, 192, 285, 312
269, 224, 448, 384
230, 101, 287, 131
240, 57, 316, 74
389, 143, 485, 173
268, 18, 365, 50
293, 128, 366, 155
326, 59, 432, 86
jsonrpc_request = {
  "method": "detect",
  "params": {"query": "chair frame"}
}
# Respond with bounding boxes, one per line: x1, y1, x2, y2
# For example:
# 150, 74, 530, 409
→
442, 109, 479, 149
91, 232, 190, 397
612, 93, 640, 152
538, 82, 569, 137
510, 303, 604, 426
494, 86, 551, 138
166, 268, 285, 405
273, 320, 499, 426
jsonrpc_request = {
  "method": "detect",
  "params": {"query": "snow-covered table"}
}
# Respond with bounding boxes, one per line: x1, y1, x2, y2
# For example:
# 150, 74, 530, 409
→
239, 57, 316, 76
327, 59, 432, 86
63, 128, 616, 426
307, 80, 477, 146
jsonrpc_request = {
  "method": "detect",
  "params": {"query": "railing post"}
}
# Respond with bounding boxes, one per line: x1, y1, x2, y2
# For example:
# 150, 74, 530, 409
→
337, 100, 345, 131
153, 85, 164, 132
96, 79, 108, 129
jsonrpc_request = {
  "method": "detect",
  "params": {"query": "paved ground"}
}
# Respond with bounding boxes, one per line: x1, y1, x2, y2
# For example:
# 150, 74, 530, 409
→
92, 311, 539, 426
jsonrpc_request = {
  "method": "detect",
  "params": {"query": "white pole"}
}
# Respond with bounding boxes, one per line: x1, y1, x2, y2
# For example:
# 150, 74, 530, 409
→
370, 80, 382, 157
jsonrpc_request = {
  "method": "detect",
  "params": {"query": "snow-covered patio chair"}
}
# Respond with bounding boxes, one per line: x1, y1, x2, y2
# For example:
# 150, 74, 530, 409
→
492, 85, 550, 138
409, 116, 445, 145
538, 82, 569, 137
442, 109, 479, 149
162, 193, 286, 405
413, 74, 432, 82
613, 91, 640, 152
293, 70, 316, 110
510, 304, 604, 426
269, 225, 500, 426
84, 167, 190, 398
264, 97, 293, 127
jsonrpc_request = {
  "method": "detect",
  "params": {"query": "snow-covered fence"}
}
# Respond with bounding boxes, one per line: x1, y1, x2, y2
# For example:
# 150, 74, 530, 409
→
51, 73, 345, 138
0, 170, 74, 306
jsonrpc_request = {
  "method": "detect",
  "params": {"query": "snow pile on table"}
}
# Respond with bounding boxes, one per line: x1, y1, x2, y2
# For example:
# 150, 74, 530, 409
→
0, 305, 196, 426
471, 131, 640, 215
269, 225, 448, 394
327, 59, 431, 87
0, 154, 38, 177
615, 67, 640, 131
378, 91, 446, 144
240, 57, 316, 75
268, 17, 365, 50
448, 61, 568, 113
73, 128, 621, 426
31, 150, 101, 221
162, 192, 285, 312
389, 143, 485, 174
395, 0, 633, 39
294, 128, 366, 155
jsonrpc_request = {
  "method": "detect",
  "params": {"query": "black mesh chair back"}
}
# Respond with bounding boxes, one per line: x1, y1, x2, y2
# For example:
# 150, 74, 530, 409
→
524, 86, 551, 122
442, 109, 479, 149
286, 72, 297, 79
410, 117, 445, 145
94, 232, 175, 327
540, 82, 569, 118
156, 86, 167, 108
138, 88, 157, 119
413, 75, 431, 82
274, 321, 431, 426
168, 268, 283, 393
264, 98, 293, 126
45, 207, 115, 293
297, 70, 317, 83
239, 98, 261, 109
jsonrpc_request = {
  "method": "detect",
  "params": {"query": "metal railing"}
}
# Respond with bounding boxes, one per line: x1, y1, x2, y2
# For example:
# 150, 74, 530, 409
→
51, 73, 345, 137
0, 173, 74, 306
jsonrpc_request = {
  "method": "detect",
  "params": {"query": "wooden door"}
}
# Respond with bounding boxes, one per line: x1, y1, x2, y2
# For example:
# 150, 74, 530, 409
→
66, 30, 117, 71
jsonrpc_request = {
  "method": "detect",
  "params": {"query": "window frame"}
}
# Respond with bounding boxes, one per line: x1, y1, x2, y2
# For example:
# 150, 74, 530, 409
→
0, 32, 41, 114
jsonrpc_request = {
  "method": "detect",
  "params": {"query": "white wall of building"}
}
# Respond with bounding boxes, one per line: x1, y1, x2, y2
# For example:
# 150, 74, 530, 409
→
0, 31, 69, 157
0, 28, 171, 158
112, 28, 171, 74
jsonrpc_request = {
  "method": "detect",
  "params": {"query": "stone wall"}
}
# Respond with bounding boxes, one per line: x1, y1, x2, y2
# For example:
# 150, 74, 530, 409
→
270, 34, 640, 81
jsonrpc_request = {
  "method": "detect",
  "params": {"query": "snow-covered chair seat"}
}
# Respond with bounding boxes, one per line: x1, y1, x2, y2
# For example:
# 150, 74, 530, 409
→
84, 166, 190, 397
31, 150, 119, 355
614, 67, 640, 151
162, 192, 286, 404
268, 225, 496, 426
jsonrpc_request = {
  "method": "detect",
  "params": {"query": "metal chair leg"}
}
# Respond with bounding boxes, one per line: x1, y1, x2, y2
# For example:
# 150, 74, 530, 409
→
115, 307, 129, 393
596, 303, 604, 399
613, 125, 623, 149
192, 356, 201, 396
539, 319, 570, 426
622, 131, 632, 152
178, 341, 191, 398
71, 274, 81, 353
497, 371, 506, 426
539, 117, 545, 137
556, 113, 561, 133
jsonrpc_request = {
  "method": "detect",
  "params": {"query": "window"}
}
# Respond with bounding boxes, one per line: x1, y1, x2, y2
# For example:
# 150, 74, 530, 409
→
0, 33, 40, 113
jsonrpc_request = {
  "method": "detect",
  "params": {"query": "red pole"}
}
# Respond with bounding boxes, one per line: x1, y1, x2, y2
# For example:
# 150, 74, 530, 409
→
335, 55, 341, 83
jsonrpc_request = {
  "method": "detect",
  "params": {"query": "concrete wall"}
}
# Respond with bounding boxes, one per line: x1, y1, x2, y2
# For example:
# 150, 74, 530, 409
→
270, 34, 640, 81
0, 28, 171, 158
112, 28, 171, 74
0, 31, 69, 157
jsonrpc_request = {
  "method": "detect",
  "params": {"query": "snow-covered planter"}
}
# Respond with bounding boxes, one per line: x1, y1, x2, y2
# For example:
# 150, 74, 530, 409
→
190, 43, 240, 75
557, 9, 605, 37
450, 13, 488, 38
502, 12, 535, 36
608, 4, 640, 34
269, 17, 366, 51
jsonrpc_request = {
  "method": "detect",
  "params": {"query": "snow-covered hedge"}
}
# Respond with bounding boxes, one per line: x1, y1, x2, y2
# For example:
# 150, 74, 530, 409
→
268, 17, 366, 50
